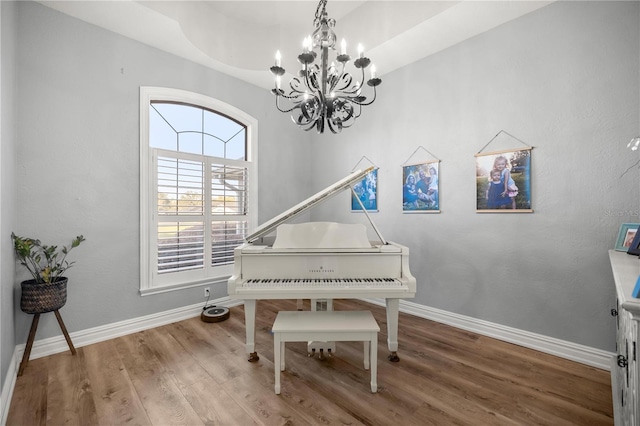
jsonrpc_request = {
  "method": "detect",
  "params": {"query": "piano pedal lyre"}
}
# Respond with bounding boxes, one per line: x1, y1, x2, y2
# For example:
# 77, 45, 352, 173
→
307, 341, 336, 359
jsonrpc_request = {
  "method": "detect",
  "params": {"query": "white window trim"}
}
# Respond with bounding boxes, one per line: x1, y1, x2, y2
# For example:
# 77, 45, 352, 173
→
139, 86, 258, 295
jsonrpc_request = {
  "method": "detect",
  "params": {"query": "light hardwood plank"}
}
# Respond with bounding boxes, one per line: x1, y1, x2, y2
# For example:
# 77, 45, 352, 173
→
114, 333, 205, 426
83, 340, 152, 426
43, 349, 98, 425
6, 357, 48, 426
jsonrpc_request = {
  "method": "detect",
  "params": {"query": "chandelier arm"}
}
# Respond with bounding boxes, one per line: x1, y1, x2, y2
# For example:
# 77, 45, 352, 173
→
331, 72, 352, 95
300, 65, 322, 97
290, 76, 313, 96
350, 86, 377, 106
353, 102, 363, 118
326, 63, 344, 94
340, 89, 362, 99
280, 91, 306, 100
327, 119, 341, 134
286, 86, 308, 97
294, 109, 315, 127
302, 70, 315, 95
275, 96, 300, 114
332, 68, 365, 99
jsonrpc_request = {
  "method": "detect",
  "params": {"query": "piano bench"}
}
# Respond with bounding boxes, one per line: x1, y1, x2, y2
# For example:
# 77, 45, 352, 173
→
271, 310, 380, 395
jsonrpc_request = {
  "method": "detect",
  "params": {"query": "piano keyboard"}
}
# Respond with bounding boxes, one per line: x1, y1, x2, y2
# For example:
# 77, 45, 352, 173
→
242, 277, 404, 289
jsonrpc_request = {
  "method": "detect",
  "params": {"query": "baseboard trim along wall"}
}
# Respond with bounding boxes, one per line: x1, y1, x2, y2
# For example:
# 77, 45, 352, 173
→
364, 298, 613, 371
1, 350, 18, 426
16, 296, 244, 362
10, 297, 613, 378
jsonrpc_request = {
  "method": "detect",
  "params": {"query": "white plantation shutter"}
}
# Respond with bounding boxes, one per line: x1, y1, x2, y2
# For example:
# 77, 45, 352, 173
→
151, 150, 252, 286
157, 157, 204, 216
211, 221, 247, 266
156, 155, 205, 275
210, 163, 248, 266
140, 87, 257, 294
157, 221, 205, 273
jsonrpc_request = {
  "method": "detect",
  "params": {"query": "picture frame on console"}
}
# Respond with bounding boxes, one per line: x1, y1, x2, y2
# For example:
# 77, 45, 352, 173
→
627, 229, 640, 256
615, 223, 640, 251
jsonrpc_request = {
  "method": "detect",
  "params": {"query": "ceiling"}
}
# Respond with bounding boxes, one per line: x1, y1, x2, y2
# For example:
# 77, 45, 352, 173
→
39, 1, 553, 89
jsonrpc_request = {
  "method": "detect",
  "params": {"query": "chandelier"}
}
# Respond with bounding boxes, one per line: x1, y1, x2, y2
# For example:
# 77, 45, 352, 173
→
269, 0, 381, 134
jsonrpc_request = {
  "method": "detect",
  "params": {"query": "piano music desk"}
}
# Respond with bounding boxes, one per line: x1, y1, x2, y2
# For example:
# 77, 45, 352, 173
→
272, 310, 380, 394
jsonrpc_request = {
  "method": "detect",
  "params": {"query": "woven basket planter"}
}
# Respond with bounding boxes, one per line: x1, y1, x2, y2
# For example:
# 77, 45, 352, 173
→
20, 277, 68, 314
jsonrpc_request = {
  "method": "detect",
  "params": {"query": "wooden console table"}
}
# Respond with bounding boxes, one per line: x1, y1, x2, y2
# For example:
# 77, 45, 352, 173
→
609, 250, 640, 425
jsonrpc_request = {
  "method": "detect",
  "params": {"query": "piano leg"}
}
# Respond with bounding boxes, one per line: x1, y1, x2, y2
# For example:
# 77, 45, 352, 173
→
244, 300, 259, 362
386, 298, 401, 362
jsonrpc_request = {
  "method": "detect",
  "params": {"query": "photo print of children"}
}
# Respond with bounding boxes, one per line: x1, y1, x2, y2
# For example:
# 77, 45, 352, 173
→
476, 149, 531, 212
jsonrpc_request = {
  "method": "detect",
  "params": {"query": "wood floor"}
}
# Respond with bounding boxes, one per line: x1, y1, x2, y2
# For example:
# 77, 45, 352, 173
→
7, 299, 613, 426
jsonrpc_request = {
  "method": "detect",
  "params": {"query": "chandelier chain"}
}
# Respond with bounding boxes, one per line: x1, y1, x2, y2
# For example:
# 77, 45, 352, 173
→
313, 0, 328, 27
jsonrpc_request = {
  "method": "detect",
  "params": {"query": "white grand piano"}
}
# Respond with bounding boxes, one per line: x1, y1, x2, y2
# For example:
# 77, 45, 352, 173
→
228, 167, 416, 362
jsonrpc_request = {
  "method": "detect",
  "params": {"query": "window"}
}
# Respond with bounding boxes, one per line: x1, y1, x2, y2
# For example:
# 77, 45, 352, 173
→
140, 87, 257, 294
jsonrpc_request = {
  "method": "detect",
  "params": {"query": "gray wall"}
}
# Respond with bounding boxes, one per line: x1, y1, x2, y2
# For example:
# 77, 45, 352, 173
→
1, 0, 18, 400
309, 1, 640, 351
9, 1, 310, 344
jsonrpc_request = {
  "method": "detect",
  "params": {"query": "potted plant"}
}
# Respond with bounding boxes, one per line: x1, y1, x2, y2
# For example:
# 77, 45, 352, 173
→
11, 233, 85, 314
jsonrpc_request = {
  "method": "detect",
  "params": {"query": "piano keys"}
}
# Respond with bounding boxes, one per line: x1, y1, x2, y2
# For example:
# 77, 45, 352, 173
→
228, 167, 416, 362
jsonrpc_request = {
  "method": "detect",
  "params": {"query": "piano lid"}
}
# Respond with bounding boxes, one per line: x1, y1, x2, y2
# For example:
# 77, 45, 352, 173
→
246, 166, 382, 244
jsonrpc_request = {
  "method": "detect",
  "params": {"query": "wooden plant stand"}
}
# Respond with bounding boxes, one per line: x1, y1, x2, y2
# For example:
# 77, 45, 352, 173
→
18, 310, 76, 376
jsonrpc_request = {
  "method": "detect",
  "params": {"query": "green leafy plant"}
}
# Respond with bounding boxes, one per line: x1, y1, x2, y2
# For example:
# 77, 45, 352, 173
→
11, 233, 86, 284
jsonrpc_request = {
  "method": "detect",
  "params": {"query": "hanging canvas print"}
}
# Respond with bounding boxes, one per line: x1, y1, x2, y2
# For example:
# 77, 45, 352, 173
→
351, 168, 378, 212
476, 148, 532, 212
402, 161, 440, 213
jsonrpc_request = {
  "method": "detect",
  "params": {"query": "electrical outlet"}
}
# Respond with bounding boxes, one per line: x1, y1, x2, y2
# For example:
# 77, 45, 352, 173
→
204, 287, 210, 298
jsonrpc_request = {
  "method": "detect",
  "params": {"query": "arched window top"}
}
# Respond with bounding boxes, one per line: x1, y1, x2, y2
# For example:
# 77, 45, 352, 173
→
150, 102, 247, 160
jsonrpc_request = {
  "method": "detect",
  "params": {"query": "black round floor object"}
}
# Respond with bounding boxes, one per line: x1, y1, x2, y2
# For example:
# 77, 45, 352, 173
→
201, 306, 230, 323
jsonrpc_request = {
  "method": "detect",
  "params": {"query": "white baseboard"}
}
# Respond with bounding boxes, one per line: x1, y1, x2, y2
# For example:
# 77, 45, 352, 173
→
14, 296, 242, 362
1, 349, 18, 426
364, 298, 613, 371
3, 296, 612, 421
15, 297, 613, 370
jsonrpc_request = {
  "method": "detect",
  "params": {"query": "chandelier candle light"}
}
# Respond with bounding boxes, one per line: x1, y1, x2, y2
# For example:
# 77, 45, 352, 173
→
270, 0, 381, 134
